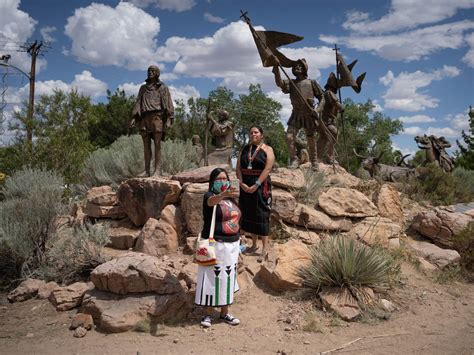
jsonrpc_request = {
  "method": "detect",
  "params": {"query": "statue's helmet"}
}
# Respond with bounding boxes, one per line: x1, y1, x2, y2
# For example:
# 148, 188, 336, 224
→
292, 58, 308, 77
218, 109, 229, 121
192, 134, 200, 143
147, 65, 160, 76
325, 72, 338, 91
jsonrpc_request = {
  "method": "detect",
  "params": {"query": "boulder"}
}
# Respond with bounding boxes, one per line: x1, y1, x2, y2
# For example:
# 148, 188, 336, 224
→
277, 222, 320, 245
181, 183, 208, 235
171, 165, 228, 184
8, 278, 46, 302
348, 217, 402, 247
107, 226, 140, 250
49, 282, 94, 311
257, 239, 311, 291
272, 189, 298, 221
288, 203, 352, 232
117, 177, 181, 226
318, 187, 378, 218
319, 287, 361, 321
374, 184, 403, 222
183, 236, 197, 255
407, 240, 461, 269
86, 186, 117, 206
134, 215, 179, 257
411, 207, 473, 249
81, 289, 192, 333
83, 203, 126, 219
70, 313, 94, 330
90, 254, 184, 295
318, 164, 362, 188
37, 281, 59, 299
271, 168, 305, 190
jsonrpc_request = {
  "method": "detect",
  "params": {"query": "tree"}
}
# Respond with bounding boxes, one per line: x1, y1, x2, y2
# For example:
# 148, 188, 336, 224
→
88, 89, 135, 148
456, 106, 474, 170
337, 99, 403, 173
10, 90, 94, 183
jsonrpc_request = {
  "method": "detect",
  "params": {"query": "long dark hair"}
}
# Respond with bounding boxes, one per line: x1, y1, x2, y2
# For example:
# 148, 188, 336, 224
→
249, 125, 264, 135
208, 167, 230, 191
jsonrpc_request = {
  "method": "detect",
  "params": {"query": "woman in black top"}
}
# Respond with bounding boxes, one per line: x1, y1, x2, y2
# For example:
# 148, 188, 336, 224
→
237, 125, 275, 262
195, 168, 241, 328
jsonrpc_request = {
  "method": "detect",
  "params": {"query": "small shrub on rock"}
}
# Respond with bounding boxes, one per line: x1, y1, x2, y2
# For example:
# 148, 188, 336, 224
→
291, 168, 325, 206
300, 236, 399, 302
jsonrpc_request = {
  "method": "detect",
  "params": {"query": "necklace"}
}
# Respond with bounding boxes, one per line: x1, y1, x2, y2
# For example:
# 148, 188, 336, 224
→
247, 143, 263, 169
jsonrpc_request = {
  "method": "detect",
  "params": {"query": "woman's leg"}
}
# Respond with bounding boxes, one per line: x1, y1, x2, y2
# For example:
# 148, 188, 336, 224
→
220, 305, 228, 317
257, 235, 269, 262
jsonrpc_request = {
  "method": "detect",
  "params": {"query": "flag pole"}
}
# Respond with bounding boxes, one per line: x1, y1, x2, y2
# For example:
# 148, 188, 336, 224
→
333, 44, 349, 170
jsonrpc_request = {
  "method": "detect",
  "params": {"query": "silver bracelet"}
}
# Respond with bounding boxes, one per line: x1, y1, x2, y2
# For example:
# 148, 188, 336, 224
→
255, 180, 262, 187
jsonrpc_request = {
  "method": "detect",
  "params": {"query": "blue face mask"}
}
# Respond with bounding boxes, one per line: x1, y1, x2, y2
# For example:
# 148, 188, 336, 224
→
213, 180, 230, 193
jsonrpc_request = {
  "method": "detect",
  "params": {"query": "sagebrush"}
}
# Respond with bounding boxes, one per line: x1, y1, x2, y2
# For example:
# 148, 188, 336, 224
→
300, 236, 399, 302
0, 167, 65, 283
291, 168, 325, 206
82, 135, 199, 187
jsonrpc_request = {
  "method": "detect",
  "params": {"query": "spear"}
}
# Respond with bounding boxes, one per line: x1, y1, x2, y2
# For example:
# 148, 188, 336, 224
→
204, 97, 211, 166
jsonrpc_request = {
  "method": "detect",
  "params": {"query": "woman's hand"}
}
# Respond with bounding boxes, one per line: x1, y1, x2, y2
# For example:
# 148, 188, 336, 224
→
222, 186, 239, 199
246, 184, 258, 194
240, 182, 250, 193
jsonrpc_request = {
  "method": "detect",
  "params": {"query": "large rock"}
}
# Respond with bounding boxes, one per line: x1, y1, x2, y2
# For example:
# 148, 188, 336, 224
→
181, 183, 208, 235
288, 203, 352, 232
408, 240, 461, 268
90, 254, 184, 295
134, 213, 179, 257
271, 168, 305, 190
107, 226, 140, 250
411, 207, 473, 249
374, 184, 403, 223
348, 217, 402, 247
171, 165, 228, 184
318, 164, 362, 188
81, 288, 192, 333
83, 203, 126, 219
319, 287, 361, 321
272, 189, 298, 221
38, 281, 60, 299
275, 221, 320, 245
8, 278, 46, 302
318, 187, 378, 218
86, 186, 117, 206
257, 239, 311, 291
49, 282, 94, 311
117, 177, 182, 226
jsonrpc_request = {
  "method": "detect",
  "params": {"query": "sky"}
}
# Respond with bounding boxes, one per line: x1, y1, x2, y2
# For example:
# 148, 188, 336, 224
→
0, 0, 473, 157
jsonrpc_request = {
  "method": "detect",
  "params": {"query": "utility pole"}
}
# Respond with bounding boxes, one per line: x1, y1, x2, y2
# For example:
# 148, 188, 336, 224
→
23, 40, 43, 145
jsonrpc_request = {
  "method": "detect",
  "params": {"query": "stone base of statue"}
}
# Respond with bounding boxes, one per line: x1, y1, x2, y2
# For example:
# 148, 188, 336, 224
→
207, 147, 232, 169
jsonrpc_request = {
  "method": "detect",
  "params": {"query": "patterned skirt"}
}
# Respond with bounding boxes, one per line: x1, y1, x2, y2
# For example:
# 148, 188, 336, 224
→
195, 241, 240, 307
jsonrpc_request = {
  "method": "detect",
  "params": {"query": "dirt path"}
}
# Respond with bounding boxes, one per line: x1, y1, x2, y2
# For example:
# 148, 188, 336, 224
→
1, 262, 473, 355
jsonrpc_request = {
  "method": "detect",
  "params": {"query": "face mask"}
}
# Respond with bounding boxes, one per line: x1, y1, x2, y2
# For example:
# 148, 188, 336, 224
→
213, 181, 230, 193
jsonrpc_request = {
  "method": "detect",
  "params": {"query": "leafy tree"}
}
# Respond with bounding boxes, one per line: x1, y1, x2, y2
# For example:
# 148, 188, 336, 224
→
88, 89, 135, 147
455, 106, 474, 170
337, 99, 403, 172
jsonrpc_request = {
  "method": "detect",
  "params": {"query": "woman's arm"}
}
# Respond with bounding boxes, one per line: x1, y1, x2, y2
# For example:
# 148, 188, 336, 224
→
207, 188, 238, 207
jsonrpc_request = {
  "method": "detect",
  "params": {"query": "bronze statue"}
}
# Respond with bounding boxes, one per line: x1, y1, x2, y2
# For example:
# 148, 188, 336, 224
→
294, 136, 309, 164
130, 65, 174, 176
316, 73, 344, 164
206, 109, 234, 167
273, 59, 323, 170
415, 134, 455, 172
191, 134, 204, 165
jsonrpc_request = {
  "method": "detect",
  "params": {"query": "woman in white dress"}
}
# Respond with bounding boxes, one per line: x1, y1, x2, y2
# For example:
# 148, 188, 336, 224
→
195, 168, 241, 328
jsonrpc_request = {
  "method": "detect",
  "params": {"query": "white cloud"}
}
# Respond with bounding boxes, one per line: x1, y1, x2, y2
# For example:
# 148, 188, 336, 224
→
392, 142, 416, 157
158, 21, 335, 93
463, 31, 474, 67
267, 90, 292, 126
15, 70, 107, 100
118, 82, 143, 97
403, 125, 460, 138
397, 115, 436, 123
40, 26, 56, 43
343, 0, 474, 34
379, 65, 460, 111
204, 12, 225, 24
64, 2, 162, 70
371, 100, 384, 113
127, 0, 196, 12
446, 111, 470, 131
321, 20, 474, 61
0, 0, 46, 74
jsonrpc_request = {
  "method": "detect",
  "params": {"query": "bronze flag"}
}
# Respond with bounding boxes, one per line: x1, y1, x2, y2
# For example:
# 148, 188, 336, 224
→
336, 53, 366, 93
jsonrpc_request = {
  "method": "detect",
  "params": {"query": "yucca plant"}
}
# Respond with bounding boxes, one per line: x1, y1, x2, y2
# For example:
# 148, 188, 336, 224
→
291, 168, 325, 206
300, 236, 399, 302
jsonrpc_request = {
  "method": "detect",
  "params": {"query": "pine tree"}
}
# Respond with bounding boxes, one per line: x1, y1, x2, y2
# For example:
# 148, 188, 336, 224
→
456, 106, 474, 170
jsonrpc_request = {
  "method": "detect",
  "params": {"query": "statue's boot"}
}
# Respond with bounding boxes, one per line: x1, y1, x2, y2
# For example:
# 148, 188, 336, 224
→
286, 133, 299, 169
308, 135, 319, 171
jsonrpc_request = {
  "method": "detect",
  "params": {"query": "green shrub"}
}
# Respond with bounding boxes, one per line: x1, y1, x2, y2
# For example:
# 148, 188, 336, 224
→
160, 139, 199, 175
402, 164, 474, 205
452, 221, 474, 278
300, 236, 399, 301
36, 223, 110, 284
82, 135, 199, 187
291, 168, 325, 206
0, 168, 65, 282
81, 134, 144, 187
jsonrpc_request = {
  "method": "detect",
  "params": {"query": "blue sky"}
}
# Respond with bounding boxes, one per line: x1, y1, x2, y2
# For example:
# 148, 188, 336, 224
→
1, 0, 473, 156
